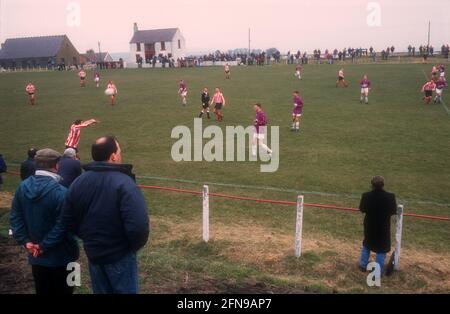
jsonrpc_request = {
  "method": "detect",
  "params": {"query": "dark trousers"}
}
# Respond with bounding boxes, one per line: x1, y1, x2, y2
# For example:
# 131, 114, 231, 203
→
31, 265, 74, 295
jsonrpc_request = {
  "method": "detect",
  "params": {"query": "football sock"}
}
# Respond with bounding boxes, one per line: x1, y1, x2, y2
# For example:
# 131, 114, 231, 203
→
261, 144, 272, 154
365, 97, 368, 103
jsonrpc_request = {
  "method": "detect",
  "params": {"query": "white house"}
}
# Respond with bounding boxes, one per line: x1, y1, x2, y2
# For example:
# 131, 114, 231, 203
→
129, 23, 186, 67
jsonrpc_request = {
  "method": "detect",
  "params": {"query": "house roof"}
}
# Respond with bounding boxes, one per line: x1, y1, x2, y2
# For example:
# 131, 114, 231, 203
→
0, 35, 69, 59
82, 52, 113, 63
130, 28, 178, 44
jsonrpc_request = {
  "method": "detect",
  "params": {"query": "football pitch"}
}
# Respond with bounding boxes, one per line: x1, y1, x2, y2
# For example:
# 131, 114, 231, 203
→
0, 63, 449, 293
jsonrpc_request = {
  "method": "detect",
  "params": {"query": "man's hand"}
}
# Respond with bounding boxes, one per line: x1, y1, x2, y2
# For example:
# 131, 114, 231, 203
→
25, 242, 42, 258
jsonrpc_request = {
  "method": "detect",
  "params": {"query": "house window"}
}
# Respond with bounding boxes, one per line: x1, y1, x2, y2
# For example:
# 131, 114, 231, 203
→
178, 40, 181, 49
137, 43, 141, 52
161, 41, 166, 50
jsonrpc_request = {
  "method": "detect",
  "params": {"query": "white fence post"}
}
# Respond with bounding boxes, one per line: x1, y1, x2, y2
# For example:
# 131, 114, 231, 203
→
202, 185, 210, 242
295, 195, 304, 258
394, 204, 404, 270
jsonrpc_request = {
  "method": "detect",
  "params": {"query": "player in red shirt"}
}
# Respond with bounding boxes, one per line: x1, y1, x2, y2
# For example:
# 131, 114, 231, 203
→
78, 69, 87, 87
421, 79, 436, 104
106, 81, 118, 106
25, 82, 36, 106
65, 119, 99, 150
210, 87, 226, 122
336, 68, 349, 88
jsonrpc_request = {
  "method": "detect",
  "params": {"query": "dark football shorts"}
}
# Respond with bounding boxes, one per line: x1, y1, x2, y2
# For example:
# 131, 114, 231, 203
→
215, 103, 223, 110
425, 90, 433, 97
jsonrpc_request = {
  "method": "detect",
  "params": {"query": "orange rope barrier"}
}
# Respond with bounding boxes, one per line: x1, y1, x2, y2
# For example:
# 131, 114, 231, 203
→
4, 172, 448, 221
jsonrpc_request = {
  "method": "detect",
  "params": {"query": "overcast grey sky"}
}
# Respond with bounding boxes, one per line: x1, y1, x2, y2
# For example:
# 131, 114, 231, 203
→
0, 0, 448, 54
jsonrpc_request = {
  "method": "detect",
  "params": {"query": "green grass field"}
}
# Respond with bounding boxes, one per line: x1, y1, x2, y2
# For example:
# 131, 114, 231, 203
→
0, 63, 449, 293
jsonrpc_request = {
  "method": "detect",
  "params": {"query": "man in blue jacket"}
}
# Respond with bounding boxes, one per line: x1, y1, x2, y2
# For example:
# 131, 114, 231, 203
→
10, 149, 79, 294
43, 136, 149, 294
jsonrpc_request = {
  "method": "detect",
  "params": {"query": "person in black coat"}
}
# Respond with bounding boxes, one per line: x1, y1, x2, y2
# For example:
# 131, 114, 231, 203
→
0, 154, 6, 190
20, 148, 38, 181
359, 176, 397, 274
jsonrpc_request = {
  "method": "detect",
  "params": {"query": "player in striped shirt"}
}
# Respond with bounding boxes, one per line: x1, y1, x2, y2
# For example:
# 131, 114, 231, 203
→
78, 69, 87, 87
291, 91, 304, 132
65, 119, 99, 150
178, 80, 188, 106
106, 81, 118, 106
25, 82, 36, 106
252, 103, 272, 157
360, 74, 371, 104
336, 68, 349, 88
421, 79, 436, 104
210, 87, 226, 122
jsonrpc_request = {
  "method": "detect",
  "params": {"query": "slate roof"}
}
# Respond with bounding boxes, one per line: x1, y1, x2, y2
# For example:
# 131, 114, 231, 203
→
0, 35, 67, 59
130, 28, 178, 44
82, 52, 113, 62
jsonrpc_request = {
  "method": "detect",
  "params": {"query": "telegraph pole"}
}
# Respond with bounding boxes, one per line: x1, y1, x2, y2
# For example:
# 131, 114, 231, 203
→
427, 21, 431, 47
248, 28, 251, 65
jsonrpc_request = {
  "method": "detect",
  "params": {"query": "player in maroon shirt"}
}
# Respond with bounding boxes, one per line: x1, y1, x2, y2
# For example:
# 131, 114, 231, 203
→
360, 75, 371, 104
252, 103, 272, 157
295, 64, 302, 80
291, 91, 304, 132
434, 77, 447, 104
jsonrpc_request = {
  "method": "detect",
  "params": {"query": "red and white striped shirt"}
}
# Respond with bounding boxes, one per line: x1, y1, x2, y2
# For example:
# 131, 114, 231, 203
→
212, 92, 224, 104
422, 81, 436, 91
65, 123, 89, 148
107, 83, 117, 94
26, 84, 36, 94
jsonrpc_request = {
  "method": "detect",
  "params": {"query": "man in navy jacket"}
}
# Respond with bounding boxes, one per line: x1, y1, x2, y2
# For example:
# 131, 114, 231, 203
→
359, 176, 397, 274
10, 148, 79, 294
42, 136, 149, 294
57, 148, 82, 188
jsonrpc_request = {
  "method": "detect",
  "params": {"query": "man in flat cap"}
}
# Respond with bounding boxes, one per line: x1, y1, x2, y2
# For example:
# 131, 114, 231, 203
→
10, 149, 79, 295
359, 176, 397, 275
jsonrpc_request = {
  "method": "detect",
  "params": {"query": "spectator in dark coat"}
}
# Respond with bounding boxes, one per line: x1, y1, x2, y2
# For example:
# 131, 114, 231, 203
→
10, 149, 79, 295
0, 154, 6, 190
20, 148, 38, 181
57, 148, 82, 188
42, 136, 149, 294
359, 176, 397, 274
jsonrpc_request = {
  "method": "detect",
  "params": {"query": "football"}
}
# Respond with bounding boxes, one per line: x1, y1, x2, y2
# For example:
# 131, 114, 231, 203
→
105, 88, 115, 96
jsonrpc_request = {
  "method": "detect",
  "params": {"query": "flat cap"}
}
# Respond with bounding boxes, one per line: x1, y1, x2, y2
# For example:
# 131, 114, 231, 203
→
35, 149, 62, 163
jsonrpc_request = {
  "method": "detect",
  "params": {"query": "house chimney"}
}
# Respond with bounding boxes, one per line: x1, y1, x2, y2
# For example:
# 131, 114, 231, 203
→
134, 23, 138, 34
